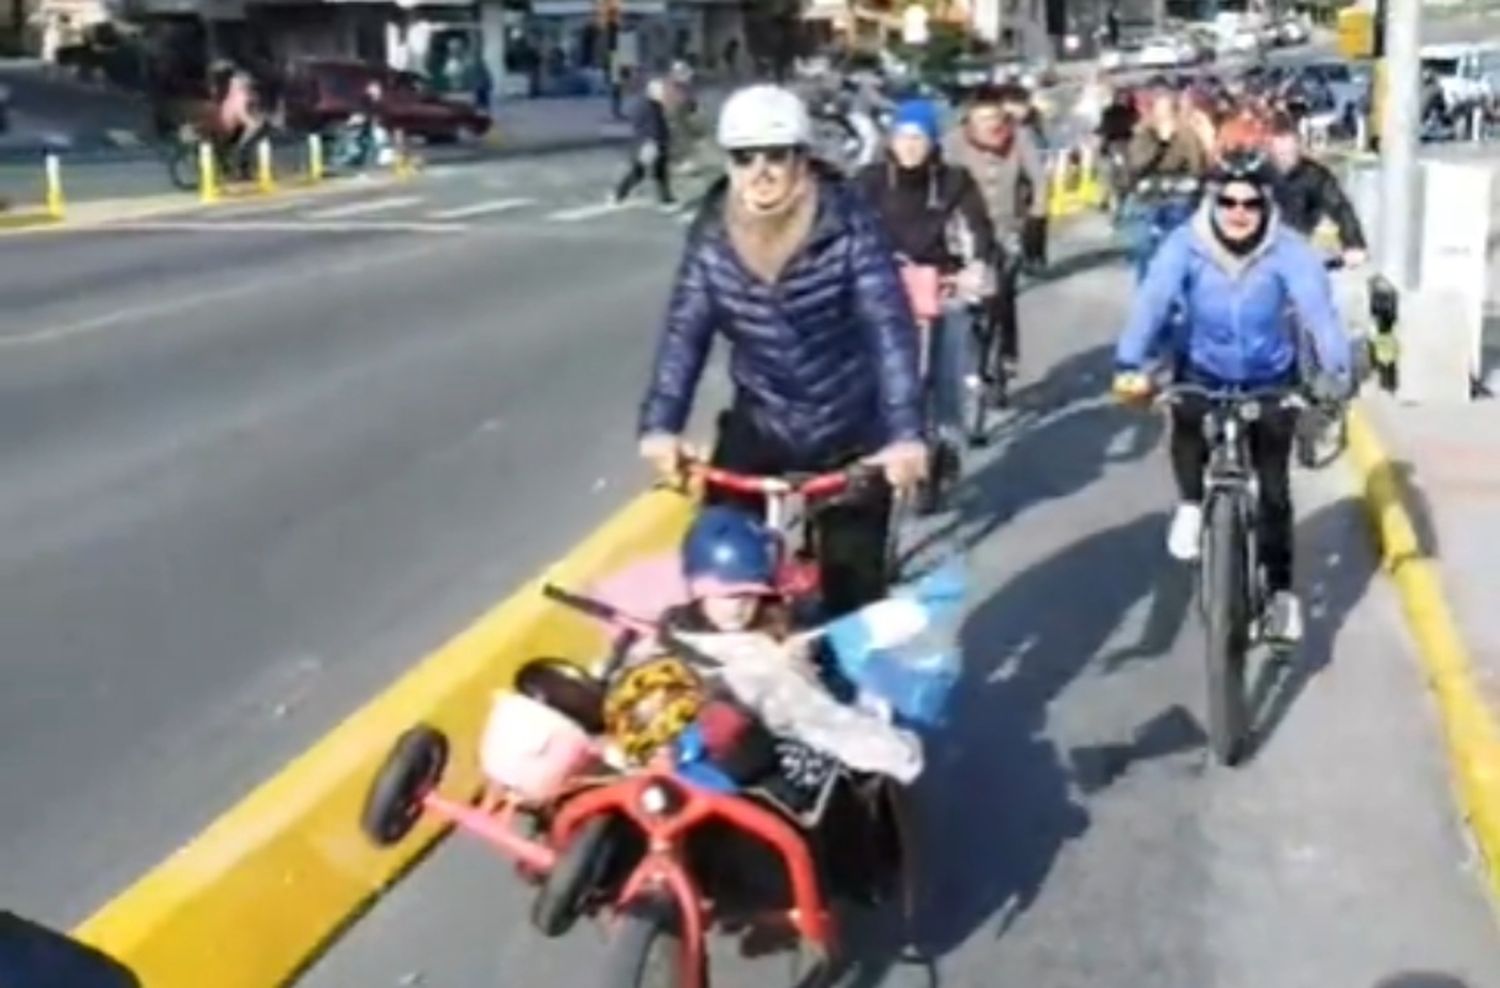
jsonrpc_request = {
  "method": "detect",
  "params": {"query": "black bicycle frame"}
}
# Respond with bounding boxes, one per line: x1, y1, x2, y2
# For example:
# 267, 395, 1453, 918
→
1199, 404, 1263, 626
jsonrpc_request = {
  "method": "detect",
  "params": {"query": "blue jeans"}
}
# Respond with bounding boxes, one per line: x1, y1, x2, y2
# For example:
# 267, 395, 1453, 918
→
929, 304, 975, 441
1123, 197, 1197, 282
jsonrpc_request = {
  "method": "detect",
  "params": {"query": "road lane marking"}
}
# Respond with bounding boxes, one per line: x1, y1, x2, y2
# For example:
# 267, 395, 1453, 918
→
303, 195, 423, 220
426, 197, 534, 221
202, 200, 323, 219
90, 219, 464, 234
546, 200, 645, 222
0, 233, 464, 348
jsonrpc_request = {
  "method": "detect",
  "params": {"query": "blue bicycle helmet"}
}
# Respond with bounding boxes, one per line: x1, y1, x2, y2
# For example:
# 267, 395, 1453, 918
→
682, 507, 776, 597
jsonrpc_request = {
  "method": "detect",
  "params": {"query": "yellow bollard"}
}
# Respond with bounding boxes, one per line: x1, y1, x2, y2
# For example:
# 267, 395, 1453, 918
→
43, 153, 65, 219
307, 133, 324, 184
256, 137, 275, 194
392, 131, 411, 180
198, 142, 219, 204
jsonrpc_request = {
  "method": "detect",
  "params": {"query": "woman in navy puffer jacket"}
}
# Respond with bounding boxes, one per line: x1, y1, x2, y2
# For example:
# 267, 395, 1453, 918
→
638, 85, 926, 615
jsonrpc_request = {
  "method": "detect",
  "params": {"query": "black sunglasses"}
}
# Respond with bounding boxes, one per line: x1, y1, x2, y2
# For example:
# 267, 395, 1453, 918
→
1216, 194, 1266, 212
728, 147, 797, 168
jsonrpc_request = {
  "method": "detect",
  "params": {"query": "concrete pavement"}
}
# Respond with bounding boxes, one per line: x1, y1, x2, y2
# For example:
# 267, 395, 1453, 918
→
295, 215, 1500, 988
0, 147, 722, 929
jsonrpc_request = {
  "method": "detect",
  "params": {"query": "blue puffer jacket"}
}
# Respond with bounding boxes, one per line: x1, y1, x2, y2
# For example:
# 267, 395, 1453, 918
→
1116, 208, 1352, 384
638, 174, 924, 464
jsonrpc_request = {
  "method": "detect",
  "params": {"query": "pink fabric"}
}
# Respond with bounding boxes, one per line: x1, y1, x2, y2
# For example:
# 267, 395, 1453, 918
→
586, 553, 693, 625
687, 576, 773, 599
900, 263, 942, 323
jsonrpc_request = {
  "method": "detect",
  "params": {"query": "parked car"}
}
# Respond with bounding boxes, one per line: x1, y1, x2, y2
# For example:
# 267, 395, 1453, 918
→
1137, 34, 1195, 68
1277, 16, 1311, 46
283, 59, 491, 143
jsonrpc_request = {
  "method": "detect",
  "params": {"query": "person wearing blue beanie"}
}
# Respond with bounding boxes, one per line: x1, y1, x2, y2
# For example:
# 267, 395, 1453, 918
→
855, 96, 996, 481
890, 98, 942, 146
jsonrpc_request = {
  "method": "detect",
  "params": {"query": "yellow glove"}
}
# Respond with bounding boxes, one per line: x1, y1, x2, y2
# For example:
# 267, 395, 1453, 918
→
1112, 371, 1154, 407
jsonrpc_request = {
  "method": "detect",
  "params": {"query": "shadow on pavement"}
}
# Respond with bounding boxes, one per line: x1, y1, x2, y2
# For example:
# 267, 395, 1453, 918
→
1243, 495, 1378, 762
902, 345, 1161, 568
833, 512, 1184, 985
0, 911, 140, 988
1022, 243, 1128, 290
1373, 975, 1471, 988
1388, 459, 1442, 560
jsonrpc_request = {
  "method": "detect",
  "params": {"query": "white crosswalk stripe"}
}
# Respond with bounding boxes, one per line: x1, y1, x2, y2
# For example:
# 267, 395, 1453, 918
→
303, 195, 424, 220
426, 197, 534, 220
546, 200, 647, 222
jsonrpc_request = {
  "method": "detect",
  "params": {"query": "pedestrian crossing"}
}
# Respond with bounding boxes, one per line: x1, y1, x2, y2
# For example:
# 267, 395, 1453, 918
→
135, 182, 703, 236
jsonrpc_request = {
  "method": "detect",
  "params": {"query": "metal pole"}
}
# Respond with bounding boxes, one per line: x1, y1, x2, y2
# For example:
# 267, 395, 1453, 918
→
1379, 0, 1421, 289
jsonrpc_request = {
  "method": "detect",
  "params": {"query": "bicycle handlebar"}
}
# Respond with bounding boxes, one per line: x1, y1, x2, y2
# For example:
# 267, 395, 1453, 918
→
685, 459, 880, 498
1153, 382, 1308, 411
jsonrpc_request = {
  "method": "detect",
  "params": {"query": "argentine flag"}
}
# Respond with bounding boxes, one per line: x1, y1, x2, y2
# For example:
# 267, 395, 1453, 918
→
817, 561, 966, 729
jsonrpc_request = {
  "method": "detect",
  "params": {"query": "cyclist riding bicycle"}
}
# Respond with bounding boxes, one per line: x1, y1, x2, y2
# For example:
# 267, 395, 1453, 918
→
1265, 113, 1367, 265
638, 84, 926, 618
1123, 88, 1209, 281
856, 99, 996, 458
1112, 150, 1354, 644
945, 83, 1047, 391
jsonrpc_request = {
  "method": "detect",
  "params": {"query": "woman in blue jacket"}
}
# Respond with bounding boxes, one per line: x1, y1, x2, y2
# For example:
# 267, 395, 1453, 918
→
637, 85, 927, 616
1113, 150, 1352, 643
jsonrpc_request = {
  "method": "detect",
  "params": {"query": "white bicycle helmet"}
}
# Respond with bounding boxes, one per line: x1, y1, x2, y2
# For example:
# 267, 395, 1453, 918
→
716, 84, 813, 150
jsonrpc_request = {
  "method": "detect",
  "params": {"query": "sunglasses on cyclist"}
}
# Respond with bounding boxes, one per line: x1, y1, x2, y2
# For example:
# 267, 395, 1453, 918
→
1215, 194, 1266, 213
728, 146, 798, 168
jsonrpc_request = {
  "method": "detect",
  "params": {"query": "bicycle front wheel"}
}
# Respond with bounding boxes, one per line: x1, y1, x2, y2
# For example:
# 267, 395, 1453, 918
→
1202, 495, 1250, 766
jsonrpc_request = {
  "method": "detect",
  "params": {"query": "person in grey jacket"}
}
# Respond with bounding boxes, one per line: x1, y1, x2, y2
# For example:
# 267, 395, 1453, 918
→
945, 83, 1048, 387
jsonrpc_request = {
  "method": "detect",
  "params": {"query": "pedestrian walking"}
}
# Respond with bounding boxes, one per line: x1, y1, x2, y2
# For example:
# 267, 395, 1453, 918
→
614, 77, 675, 205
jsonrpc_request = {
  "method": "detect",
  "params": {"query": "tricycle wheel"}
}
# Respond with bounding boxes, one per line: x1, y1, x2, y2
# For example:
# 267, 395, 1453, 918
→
360, 724, 448, 847
531, 814, 617, 937
601, 898, 696, 988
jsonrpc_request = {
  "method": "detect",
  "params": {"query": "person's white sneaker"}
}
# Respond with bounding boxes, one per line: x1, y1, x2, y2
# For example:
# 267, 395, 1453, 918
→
1263, 590, 1304, 644
1167, 503, 1203, 561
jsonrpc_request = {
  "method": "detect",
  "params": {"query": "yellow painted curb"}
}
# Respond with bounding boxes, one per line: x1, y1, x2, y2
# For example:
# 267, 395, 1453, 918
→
0, 211, 59, 231
1346, 405, 1500, 908
74, 486, 695, 987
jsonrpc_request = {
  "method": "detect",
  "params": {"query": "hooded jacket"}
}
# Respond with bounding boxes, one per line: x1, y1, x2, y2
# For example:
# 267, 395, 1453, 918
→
854, 155, 996, 271
1115, 206, 1351, 384
638, 171, 923, 466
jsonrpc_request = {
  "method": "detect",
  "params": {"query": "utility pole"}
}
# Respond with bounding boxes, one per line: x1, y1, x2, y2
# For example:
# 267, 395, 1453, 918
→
1378, 0, 1421, 289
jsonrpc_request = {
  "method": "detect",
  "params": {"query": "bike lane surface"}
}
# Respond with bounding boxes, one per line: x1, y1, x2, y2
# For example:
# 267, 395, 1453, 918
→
299, 216, 1500, 988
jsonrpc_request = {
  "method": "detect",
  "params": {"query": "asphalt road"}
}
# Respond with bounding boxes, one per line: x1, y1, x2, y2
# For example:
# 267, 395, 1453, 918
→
0, 148, 726, 928
2, 128, 1498, 986
293, 212, 1500, 987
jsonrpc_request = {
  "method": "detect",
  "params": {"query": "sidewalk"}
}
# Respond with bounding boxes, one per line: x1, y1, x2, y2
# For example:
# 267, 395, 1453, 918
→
488, 95, 632, 154
1349, 390, 1500, 908
1360, 395, 1500, 712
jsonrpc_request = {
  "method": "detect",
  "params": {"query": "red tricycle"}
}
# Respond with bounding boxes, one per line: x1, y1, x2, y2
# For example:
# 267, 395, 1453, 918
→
360, 540, 919, 988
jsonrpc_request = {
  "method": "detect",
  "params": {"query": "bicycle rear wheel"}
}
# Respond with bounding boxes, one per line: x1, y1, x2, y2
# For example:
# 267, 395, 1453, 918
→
1202, 495, 1250, 766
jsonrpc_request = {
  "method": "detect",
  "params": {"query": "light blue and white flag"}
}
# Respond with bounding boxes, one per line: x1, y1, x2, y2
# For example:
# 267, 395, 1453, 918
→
813, 560, 967, 728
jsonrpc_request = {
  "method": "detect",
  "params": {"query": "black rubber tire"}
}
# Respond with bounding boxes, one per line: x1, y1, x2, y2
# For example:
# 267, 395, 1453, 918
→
166, 144, 200, 191
600, 898, 690, 988
531, 815, 617, 937
360, 724, 448, 847
1202, 497, 1249, 767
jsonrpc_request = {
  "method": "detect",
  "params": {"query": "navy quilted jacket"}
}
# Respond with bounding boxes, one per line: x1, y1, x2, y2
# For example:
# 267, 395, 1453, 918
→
638, 174, 923, 465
